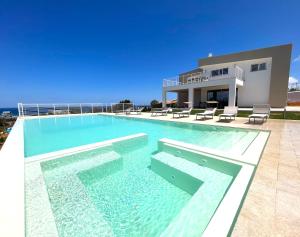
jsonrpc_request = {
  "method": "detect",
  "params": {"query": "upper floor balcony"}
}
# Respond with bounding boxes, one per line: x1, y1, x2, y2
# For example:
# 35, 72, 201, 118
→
163, 65, 244, 88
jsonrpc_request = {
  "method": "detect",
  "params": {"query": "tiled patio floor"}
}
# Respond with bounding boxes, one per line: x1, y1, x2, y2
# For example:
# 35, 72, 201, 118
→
125, 113, 300, 236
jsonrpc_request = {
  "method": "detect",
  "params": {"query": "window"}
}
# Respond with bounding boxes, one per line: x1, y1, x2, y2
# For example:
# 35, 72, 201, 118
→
259, 63, 266, 70
251, 63, 266, 72
211, 68, 228, 77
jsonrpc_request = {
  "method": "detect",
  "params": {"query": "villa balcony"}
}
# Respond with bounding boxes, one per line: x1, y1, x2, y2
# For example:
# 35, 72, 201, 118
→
163, 65, 244, 88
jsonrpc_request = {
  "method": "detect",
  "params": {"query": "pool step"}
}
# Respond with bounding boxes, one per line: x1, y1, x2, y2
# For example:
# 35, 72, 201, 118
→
44, 172, 114, 236
41, 148, 123, 237
151, 151, 203, 195
152, 149, 235, 237
41, 147, 121, 175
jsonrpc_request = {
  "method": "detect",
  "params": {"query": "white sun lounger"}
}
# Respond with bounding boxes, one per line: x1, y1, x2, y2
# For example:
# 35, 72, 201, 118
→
151, 108, 171, 116
219, 106, 238, 121
115, 107, 133, 114
195, 108, 216, 120
248, 104, 270, 123
128, 107, 144, 115
173, 108, 192, 118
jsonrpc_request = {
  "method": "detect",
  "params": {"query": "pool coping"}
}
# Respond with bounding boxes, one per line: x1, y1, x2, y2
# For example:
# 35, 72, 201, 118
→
20, 112, 271, 133
0, 118, 25, 237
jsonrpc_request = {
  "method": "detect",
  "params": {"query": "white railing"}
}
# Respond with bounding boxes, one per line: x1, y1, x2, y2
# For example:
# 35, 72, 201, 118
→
163, 76, 180, 87
234, 65, 245, 81
17, 103, 134, 117
163, 66, 244, 87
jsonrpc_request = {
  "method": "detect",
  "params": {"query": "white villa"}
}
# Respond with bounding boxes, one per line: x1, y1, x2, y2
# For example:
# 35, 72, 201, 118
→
162, 44, 292, 108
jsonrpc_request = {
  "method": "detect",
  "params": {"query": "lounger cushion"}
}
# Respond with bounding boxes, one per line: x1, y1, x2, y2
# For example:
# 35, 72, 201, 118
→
219, 113, 235, 117
249, 113, 268, 118
196, 112, 213, 115
174, 111, 188, 114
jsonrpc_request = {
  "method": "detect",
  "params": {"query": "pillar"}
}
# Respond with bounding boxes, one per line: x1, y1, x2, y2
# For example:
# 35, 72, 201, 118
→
188, 88, 194, 108
228, 81, 237, 107
162, 90, 167, 108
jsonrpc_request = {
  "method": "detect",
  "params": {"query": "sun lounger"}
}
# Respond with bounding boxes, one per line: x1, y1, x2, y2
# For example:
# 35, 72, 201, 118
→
128, 107, 144, 115
151, 108, 171, 116
173, 108, 192, 118
195, 108, 216, 120
248, 104, 270, 123
115, 107, 133, 114
219, 106, 238, 121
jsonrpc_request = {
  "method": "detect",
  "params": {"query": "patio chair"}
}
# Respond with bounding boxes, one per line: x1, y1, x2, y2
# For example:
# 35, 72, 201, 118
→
173, 108, 192, 118
195, 108, 216, 120
248, 104, 271, 123
151, 108, 171, 116
219, 106, 238, 121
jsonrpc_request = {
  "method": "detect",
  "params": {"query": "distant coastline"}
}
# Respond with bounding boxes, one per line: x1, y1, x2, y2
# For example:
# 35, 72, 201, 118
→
0, 108, 18, 116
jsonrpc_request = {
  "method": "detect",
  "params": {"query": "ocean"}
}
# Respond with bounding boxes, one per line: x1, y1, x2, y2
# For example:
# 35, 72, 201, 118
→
0, 108, 19, 116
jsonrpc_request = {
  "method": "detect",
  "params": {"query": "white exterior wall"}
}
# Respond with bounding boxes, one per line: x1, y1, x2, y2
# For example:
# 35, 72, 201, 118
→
236, 58, 272, 107
201, 57, 272, 107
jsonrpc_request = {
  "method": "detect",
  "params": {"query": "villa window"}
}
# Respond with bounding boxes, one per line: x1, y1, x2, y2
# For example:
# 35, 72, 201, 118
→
211, 68, 228, 77
251, 63, 266, 72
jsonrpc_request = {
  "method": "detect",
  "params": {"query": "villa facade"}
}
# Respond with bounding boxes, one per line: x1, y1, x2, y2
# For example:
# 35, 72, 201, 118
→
162, 44, 292, 108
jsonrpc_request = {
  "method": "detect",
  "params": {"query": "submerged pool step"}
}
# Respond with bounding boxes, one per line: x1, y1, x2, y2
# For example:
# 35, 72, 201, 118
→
40, 148, 124, 237
41, 147, 121, 175
151, 151, 206, 195
152, 150, 235, 237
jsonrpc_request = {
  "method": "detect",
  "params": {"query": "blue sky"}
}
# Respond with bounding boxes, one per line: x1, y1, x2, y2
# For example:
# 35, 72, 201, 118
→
0, 0, 299, 107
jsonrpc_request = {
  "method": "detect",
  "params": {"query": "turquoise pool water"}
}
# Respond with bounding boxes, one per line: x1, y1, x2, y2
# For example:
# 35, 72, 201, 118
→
39, 135, 241, 237
24, 115, 259, 157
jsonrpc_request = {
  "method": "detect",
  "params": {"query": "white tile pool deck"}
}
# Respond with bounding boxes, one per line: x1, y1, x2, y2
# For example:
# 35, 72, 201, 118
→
117, 112, 300, 236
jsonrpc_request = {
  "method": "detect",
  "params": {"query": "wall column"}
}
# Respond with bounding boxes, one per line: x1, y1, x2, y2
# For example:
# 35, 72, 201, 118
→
162, 90, 167, 108
228, 81, 237, 107
188, 87, 194, 108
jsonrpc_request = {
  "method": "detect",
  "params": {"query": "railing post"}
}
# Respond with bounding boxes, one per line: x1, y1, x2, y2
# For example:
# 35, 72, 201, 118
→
68, 104, 70, 114
111, 104, 113, 113
18, 103, 22, 117
37, 104, 40, 116
80, 104, 82, 114
91, 104, 94, 113
53, 104, 56, 115
102, 104, 104, 113
123, 103, 124, 113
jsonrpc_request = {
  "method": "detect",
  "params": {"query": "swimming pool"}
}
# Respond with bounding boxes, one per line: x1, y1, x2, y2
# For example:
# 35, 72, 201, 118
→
24, 114, 267, 236
24, 115, 259, 157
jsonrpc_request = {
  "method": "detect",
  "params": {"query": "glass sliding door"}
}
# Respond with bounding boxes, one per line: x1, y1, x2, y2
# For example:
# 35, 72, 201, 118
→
207, 89, 238, 108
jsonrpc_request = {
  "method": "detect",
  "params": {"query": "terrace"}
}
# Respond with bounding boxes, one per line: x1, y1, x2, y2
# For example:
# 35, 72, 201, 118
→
162, 66, 245, 108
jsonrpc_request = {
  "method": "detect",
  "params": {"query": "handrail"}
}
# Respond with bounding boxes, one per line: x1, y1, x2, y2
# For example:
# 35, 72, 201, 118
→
17, 102, 134, 117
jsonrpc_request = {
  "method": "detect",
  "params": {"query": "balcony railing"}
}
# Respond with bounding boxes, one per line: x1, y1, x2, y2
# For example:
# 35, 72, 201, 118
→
163, 66, 244, 87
